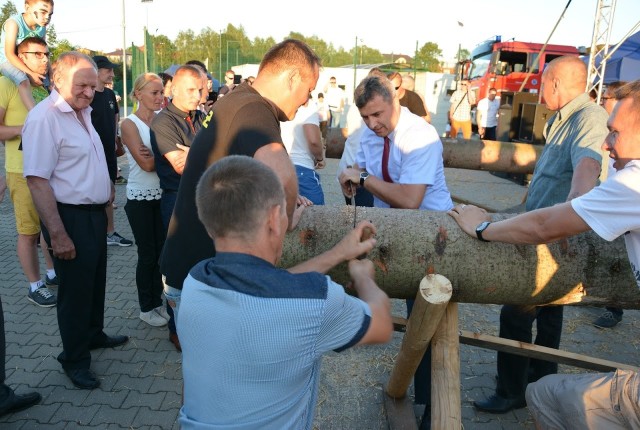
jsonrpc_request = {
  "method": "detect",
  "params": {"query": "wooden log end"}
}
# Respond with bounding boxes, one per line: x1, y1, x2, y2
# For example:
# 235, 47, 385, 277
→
419, 274, 453, 305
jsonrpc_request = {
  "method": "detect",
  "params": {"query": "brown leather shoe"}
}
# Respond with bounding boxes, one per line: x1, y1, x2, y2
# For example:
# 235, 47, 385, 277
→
169, 332, 181, 352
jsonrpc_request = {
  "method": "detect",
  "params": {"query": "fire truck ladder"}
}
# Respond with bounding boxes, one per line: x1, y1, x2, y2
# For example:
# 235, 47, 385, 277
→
586, 0, 617, 103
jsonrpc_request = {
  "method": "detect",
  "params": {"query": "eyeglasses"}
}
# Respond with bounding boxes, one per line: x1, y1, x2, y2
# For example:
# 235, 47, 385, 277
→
226, 76, 234, 80
21, 51, 50, 59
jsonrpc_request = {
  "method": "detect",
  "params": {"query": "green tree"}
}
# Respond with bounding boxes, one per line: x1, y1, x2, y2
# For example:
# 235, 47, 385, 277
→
46, 25, 76, 60
173, 29, 196, 64
415, 41, 442, 72
149, 33, 174, 72
458, 48, 470, 61
0, 0, 17, 29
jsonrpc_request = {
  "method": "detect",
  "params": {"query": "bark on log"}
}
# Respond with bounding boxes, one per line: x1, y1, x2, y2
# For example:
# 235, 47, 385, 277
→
441, 138, 542, 174
281, 206, 640, 308
386, 275, 452, 399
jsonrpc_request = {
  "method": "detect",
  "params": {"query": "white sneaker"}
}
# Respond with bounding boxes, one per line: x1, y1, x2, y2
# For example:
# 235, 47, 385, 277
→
154, 305, 170, 321
140, 310, 168, 327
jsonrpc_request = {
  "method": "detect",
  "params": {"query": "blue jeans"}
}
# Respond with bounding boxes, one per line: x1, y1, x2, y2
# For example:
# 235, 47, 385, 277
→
163, 281, 182, 333
295, 165, 324, 205
329, 109, 342, 128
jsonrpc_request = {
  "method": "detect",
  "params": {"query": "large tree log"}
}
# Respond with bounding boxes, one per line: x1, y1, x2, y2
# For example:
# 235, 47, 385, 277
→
281, 206, 640, 308
326, 135, 543, 174
442, 138, 541, 174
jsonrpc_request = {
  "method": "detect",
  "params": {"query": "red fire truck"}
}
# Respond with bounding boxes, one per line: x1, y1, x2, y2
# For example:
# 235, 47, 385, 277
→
459, 36, 580, 100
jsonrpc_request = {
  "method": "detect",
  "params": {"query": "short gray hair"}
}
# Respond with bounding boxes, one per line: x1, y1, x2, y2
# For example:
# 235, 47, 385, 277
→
354, 75, 395, 109
196, 155, 285, 240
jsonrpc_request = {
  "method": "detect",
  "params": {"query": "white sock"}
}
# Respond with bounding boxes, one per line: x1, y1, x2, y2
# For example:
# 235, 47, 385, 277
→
46, 269, 56, 279
30, 280, 44, 292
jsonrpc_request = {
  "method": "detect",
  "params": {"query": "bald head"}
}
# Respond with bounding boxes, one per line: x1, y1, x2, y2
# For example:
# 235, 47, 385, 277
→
541, 56, 589, 110
171, 65, 205, 112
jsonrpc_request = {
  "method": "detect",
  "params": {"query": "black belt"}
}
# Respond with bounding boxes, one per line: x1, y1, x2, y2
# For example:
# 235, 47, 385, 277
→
57, 202, 108, 211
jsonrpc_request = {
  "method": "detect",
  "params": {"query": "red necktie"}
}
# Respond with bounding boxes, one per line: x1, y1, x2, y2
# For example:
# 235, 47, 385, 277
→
186, 115, 195, 134
382, 136, 393, 183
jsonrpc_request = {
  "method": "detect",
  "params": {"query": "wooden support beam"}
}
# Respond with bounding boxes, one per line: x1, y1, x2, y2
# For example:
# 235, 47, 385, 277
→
460, 330, 640, 373
431, 302, 461, 429
391, 317, 639, 373
386, 275, 452, 399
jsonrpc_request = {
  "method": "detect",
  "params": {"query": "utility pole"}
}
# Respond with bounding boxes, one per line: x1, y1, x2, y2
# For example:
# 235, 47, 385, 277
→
353, 36, 357, 92
141, 0, 153, 73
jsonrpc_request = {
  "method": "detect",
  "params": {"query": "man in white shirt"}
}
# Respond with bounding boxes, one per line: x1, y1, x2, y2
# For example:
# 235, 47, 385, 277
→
338, 74, 453, 425
324, 76, 346, 128
280, 95, 325, 204
476, 87, 500, 140
338, 75, 452, 211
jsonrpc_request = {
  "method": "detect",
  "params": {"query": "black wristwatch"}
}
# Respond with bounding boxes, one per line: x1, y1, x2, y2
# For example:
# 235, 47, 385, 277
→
359, 171, 369, 187
475, 221, 491, 242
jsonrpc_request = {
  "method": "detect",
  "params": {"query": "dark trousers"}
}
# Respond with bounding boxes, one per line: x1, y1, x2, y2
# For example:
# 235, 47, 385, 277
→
160, 191, 178, 231
606, 306, 624, 318
124, 199, 165, 312
496, 304, 564, 399
484, 126, 497, 141
344, 188, 375, 208
160, 191, 178, 334
42, 204, 108, 371
0, 296, 11, 403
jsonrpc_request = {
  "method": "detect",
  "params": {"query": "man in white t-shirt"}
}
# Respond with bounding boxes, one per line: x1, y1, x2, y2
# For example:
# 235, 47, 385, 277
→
324, 76, 346, 128
476, 87, 500, 140
280, 96, 325, 204
449, 79, 640, 430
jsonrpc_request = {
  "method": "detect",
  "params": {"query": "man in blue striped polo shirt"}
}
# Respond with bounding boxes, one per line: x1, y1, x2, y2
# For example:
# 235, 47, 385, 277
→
178, 155, 393, 429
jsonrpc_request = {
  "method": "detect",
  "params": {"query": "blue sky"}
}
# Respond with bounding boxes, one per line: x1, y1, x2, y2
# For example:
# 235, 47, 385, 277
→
41, 0, 640, 60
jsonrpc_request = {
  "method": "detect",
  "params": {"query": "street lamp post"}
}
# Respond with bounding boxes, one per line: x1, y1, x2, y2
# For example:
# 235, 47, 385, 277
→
141, 0, 153, 73
121, 0, 127, 117
353, 36, 357, 92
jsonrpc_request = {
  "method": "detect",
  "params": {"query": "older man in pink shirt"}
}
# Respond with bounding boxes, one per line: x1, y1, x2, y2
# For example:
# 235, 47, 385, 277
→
23, 51, 128, 390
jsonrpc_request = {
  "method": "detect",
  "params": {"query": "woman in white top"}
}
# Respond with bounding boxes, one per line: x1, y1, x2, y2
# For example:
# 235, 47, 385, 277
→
121, 73, 169, 327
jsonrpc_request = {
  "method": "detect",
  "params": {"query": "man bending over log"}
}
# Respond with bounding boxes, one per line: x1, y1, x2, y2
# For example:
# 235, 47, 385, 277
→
178, 155, 393, 429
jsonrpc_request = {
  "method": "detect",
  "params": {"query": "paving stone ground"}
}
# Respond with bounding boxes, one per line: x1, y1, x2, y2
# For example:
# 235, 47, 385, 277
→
1, 149, 638, 429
